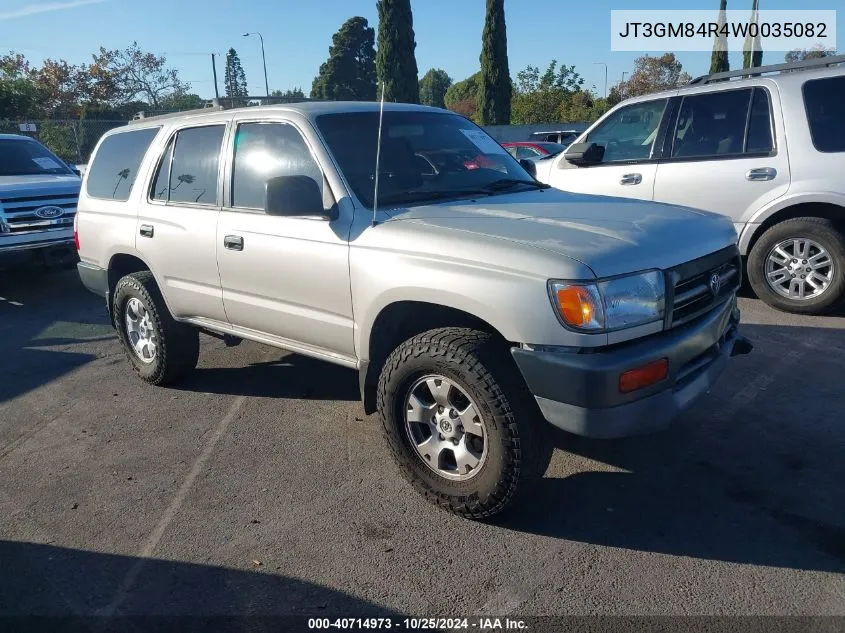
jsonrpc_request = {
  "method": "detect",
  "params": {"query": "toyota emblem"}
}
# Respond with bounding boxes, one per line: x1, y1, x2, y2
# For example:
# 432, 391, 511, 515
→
709, 272, 722, 295
34, 205, 64, 219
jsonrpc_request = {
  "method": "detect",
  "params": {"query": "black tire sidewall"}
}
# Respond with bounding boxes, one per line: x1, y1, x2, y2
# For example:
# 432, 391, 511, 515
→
379, 332, 526, 517
113, 274, 169, 383
748, 220, 845, 314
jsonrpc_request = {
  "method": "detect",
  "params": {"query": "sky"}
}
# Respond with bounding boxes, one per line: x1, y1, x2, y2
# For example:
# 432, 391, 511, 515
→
0, 0, 841, 99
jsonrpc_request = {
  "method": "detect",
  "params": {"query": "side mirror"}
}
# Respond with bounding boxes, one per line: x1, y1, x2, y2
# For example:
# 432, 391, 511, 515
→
265, 175, 330, 218
519, 158, 537, 179
563, 142, 605, 167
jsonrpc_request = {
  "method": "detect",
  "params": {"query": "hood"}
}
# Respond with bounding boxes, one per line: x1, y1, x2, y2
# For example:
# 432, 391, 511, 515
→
385, 188, 737, 278
0, 175, 81, 200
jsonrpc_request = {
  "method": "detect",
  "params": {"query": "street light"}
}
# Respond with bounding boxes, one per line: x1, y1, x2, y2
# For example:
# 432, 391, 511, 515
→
593, 62, 608, 98
242, 32, 269, 97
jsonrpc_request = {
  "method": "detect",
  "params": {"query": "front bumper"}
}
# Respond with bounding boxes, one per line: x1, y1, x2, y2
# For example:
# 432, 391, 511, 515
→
511, 297, 752, 439
0, 238, 78, 269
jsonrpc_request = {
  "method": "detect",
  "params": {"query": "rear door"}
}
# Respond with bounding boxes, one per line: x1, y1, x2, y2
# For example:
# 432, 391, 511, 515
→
652, 85, 789, 233
546, 97, 671, 201
135, 121, 229, 323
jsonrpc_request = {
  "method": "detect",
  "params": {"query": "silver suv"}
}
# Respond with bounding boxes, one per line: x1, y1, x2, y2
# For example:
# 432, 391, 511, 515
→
76, 102, 752, 518
537, 55, 845, 315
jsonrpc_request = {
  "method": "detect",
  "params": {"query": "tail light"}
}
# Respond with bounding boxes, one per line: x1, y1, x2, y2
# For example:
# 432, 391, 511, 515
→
73, 212, 80, 250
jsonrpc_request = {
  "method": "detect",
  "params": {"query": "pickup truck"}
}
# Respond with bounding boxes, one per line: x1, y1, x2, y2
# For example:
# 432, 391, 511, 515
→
0, 134, 81, 270
75, 102, 752, 519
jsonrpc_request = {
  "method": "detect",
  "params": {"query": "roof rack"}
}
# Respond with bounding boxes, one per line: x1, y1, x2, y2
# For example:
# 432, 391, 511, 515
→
129, 95, 316, 124
688, 54, 845, 85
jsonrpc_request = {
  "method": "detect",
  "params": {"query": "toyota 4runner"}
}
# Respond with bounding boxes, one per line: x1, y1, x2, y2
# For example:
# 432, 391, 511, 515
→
76, 102, 752, 519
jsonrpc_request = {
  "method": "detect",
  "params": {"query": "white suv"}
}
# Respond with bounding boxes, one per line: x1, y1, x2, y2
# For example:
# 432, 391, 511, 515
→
536, 55, 845, 315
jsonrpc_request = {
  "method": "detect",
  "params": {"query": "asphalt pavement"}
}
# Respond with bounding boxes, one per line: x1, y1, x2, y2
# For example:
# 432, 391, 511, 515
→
0, 270, 843, 619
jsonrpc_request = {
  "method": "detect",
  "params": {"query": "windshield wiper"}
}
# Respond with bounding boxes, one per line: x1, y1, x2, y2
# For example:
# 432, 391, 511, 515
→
480, 178, 550, 192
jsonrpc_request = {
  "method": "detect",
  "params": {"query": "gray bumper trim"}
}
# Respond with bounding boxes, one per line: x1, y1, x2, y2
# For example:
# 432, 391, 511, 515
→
77, 262, 108, 298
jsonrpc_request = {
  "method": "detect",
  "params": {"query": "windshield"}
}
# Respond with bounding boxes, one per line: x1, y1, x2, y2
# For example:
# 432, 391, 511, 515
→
316, 111, 538, 208
0, 138, 74, 176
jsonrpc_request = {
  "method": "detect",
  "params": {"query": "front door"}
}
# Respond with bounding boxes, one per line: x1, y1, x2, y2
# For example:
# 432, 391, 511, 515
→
216, 119, 355, 360
546, 97, 671, 201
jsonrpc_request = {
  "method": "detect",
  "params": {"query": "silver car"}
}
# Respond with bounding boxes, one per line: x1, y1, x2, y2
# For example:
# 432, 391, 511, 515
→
76, 102, 752, 519
537, 55, 845, 315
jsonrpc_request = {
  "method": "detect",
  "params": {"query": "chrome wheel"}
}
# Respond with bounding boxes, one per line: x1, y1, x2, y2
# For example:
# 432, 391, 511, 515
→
765, 238, 834, 301
124, 297, 157, 363
404, 375, 487, 481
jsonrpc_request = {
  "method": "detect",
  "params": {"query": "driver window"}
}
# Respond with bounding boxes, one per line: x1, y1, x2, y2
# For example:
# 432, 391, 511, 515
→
586, 99, 668, 163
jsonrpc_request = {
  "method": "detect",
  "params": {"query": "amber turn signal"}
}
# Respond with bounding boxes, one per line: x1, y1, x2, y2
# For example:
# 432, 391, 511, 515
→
555, 286, 601, 328
619, 358, 669, 394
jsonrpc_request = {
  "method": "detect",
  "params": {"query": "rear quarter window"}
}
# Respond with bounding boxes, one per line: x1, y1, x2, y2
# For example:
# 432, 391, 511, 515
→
802, 76, 845, 153
86, 127, 160, 201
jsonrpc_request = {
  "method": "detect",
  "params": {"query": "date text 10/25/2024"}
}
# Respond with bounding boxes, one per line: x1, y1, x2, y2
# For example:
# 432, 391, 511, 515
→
307, 617, 528, 630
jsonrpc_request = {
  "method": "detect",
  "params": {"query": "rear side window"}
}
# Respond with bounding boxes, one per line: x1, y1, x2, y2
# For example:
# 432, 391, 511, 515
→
86, 128, 159, 201
151, 125, 225, 205
803, 76, 845, 153
672, 89, 752, 158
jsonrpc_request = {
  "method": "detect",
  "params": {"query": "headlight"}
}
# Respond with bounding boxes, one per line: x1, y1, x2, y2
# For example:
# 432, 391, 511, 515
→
549, 270, 666, 332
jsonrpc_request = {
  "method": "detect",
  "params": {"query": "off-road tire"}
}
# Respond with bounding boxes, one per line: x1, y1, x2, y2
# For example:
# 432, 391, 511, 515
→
112, 271, 199, 385
748, 217, 845, 314
377, 327, 551, 520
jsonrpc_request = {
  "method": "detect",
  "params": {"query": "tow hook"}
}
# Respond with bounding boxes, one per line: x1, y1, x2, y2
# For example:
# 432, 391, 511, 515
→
731, 335, 754, 357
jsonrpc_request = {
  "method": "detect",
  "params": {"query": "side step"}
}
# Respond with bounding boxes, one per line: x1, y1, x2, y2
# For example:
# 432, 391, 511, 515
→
199, 329, 243, 347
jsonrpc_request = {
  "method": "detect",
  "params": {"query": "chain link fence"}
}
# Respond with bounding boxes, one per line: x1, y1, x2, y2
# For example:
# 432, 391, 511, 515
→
0, 119, 128, 166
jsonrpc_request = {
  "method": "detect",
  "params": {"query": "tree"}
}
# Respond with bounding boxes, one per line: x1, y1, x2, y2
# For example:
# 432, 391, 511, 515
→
159, 93, 205, 111
376, 0, 419, 103
478, 0, 510, 125
444, 71, 481, 121
419, 69, 451, 108
510, 61, 584, 125
743, 0, 763, 69
224, 48, 248, 98
271, 87, 306, 100
622, 53, 692, 98
311, 17, 377, 101
785, 45, 837, 63
90, 42, 190, 108
0, 52, 38, 118
710, 0, 729, 74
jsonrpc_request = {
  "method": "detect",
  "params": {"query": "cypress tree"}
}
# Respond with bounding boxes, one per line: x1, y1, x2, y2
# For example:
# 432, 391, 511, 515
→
709, 0, 729, 74
376, 0, 420, 103
311, 17, 377, 101
743, 0, 763, 69
224, 48, 248, 97
478, 0, 511, 125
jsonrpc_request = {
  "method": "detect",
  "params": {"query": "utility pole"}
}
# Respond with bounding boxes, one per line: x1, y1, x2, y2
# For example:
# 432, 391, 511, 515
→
593, 62, 608, 98
242, 32, 270, 96
211, 53, 220, 99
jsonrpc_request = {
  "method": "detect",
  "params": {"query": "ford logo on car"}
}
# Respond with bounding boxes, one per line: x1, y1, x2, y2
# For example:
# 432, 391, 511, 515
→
34, 206, 64, 219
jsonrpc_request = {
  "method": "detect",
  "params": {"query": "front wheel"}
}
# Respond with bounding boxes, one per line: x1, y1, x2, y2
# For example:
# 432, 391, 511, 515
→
747, 217, 845, 314
377, 327, 551, 520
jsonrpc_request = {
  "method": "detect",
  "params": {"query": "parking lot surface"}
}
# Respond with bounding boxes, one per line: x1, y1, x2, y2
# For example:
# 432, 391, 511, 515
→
1, 270, 843, 617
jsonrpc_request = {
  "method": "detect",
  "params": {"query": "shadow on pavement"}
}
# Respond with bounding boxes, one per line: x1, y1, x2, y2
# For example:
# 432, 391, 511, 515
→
177, 355, 360, 401
0, 539, 401, 629
503, 322, 845, 574
0, 270, 109, 403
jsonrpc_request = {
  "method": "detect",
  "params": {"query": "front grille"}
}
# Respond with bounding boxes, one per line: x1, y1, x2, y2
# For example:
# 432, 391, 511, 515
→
666, 246, 741, 329
0, 193, 77, 235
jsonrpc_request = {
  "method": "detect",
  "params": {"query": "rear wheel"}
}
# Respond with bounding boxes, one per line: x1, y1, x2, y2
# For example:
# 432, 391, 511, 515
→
113, 271, 199, 385
748, 218, 845, 314
377, 327, 551, 520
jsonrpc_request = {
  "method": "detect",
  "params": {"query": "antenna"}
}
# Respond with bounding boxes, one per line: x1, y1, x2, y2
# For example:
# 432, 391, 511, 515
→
372, 83, 386, 226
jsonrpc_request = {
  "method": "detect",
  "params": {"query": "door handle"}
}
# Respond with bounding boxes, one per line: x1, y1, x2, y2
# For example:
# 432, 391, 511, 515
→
139, 224, 154, 238
223, 235, 244, 251
619, 173, 642, 185
746, 167, 777, 181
